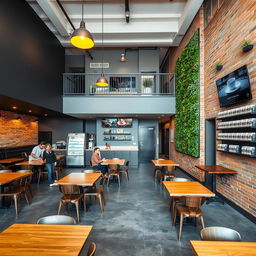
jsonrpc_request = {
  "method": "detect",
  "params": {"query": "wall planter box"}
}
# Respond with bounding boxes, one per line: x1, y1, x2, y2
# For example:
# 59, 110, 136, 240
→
242, 44, 253, 53
216, 64, 223, 71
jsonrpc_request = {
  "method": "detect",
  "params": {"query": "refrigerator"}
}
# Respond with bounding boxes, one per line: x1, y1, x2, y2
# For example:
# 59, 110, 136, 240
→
66, 133, 85, 166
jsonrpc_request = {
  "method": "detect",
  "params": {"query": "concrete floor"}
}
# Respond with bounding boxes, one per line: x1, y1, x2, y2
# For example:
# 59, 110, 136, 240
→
0, 163, 256, 256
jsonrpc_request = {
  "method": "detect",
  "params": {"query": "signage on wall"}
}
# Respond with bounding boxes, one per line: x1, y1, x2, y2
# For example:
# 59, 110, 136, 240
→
90, 63, 109, 69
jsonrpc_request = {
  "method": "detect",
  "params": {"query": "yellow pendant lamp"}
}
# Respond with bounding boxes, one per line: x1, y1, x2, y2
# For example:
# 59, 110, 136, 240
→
70, 0, 94, 49
96, 0, 108, 86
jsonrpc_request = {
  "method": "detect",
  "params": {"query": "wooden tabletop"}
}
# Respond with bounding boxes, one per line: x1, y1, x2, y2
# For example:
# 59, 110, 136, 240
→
0, 172, 32, 186
0, 158, 24, 164
54, 173, 102, 186
0, 224, 93, 256
190, 241, 256, 256
102, 158, 126, 165
152, 159, 179, 167
163, 181, 215, 197
15, 160, 44, 166
196, 165, 237, 174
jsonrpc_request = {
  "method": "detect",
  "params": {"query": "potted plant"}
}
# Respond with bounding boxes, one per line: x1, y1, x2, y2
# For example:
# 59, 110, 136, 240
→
143, 78, 153, 94
242, 40, 253, 53
215, 61, 223, 71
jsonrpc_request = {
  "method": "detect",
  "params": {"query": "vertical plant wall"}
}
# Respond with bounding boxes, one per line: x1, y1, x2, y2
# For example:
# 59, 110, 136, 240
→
175, 30, 200, 157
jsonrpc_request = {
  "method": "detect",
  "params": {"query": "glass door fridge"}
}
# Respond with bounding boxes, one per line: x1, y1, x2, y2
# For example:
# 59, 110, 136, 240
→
66, 133, 85, 166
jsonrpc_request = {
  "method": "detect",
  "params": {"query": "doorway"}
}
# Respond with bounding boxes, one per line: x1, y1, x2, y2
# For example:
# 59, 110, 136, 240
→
139, 127, 156, 163
38, 131, 52, 145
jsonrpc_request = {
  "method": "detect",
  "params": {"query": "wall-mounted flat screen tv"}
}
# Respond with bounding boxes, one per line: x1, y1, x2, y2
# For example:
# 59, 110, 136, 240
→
216, 65, 252, 107
102, 118, 133, 128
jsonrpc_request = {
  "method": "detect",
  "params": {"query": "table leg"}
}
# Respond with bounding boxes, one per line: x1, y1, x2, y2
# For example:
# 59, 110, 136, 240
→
206, 174, 224, 205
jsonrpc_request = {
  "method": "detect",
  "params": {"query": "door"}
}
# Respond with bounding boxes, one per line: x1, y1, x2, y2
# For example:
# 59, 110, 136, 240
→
139, 127, 156, 163
38, 131, 52, 144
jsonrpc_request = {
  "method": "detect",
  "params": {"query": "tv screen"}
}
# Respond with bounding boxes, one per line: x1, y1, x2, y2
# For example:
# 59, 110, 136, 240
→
216, 65, 252, 107
102, 118, 133, 128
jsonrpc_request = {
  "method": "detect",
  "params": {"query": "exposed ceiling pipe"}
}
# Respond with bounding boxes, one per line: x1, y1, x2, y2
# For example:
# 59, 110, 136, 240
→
56, 0, 93, 60
125, 0, 130, 23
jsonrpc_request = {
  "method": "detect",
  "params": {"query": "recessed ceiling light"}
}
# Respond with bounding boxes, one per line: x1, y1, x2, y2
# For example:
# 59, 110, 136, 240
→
44, 114, 48, 117
12, 106, 17, 109
28, 110, 32, 113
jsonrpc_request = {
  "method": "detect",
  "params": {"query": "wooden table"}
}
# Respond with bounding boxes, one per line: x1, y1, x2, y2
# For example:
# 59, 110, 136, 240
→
190, 240, 256, 256
54, 173, 102, 186
196, 165, 237, 204
152, 159, 179, 167
0, 172, 32, 207
15, 160, 44, 166
0, 223, 93, 256
163, 181, 215, 197
0, 158, 24, 165
56, 154, 65, 161
102, 158, 126, 165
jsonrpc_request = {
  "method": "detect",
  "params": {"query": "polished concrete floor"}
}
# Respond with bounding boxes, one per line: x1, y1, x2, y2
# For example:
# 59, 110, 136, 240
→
0, 163, 256, 256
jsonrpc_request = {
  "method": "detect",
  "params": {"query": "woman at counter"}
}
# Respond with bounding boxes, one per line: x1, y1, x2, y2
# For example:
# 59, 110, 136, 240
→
91, 147, 108, 175
43, 143, 56, 186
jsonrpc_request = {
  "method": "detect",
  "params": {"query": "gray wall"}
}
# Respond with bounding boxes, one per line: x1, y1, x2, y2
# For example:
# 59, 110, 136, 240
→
63, 96, 176, 115
96, 119, 138, 147
39, 118, 83, 143
0, 0, 65, 112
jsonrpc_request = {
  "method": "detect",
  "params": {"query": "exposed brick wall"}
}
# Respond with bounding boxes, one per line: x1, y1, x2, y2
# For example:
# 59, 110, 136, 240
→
169, 8, 206, 181
204, 0, 256, 217
0, 110, 38, 148
168, 0, 256, 217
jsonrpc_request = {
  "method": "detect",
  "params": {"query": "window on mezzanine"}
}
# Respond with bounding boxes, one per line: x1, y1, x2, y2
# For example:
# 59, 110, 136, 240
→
204, 0, 224, 28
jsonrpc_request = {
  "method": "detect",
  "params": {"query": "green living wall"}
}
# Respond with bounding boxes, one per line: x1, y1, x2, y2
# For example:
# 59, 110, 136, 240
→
175, 30, 200, 157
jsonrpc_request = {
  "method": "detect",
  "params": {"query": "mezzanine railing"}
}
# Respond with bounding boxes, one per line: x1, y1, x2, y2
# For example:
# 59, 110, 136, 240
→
63, 73, 175, 96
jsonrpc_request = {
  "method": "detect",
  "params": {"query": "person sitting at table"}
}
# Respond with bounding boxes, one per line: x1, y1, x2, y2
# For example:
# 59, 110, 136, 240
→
42, 143, 56, 186
29, 141, 46, 161
91, 147, 108, 175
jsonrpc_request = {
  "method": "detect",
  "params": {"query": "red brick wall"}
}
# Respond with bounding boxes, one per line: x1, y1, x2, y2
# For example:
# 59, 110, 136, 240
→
204, 0, 256, 217
0, 110, 38, 148
168, 0, 256, 217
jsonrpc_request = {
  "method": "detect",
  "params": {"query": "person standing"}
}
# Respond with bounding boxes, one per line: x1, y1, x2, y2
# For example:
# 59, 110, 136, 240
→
91, 147, 108, 175
29, 141, 46, 160
42, 144, 56, 186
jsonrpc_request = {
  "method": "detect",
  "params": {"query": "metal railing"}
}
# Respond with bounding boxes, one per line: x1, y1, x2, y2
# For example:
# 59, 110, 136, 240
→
63, 73, 175, 96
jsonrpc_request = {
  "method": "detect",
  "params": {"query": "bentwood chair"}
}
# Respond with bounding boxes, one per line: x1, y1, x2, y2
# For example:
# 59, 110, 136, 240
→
153, 158, 165, 179
161, 166, 175, 183
16, 170, 33, 198
173, 197, 205, 240
200, 226, 241, 241
0, 176, 30, 216
54, 159, 65, 180
119, 160, 129, 183
107, 164, 121, 187
37, 215, 76, 225
83, 186, 105, 212
86, 242, 97, 256
57, 185, 85, 222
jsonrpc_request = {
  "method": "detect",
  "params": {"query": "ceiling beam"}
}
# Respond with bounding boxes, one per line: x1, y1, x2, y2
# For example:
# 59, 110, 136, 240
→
35, 0, 71, 36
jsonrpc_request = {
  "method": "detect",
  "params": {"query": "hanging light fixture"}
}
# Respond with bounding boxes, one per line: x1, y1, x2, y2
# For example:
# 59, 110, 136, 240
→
120, 53, 126, 62
70, 0, 94, 49
96, 0, 108, 87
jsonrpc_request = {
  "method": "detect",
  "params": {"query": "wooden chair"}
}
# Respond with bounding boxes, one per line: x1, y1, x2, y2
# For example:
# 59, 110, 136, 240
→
200, 226, 241, 241
38, 167, 48, 184
107, 164, 121, 187
0, 170, 12, 173
83, 186, 105, 212
86, 242, 97, 256
173, 197, 205, 240
16, 170, 33, 198
57, 185, 85, 222
54, 159, 64, 180
119, 160, 129, 183
37, 215, 76, 225
153, 158, 165, 179
161, 166, 175, 183
0, 176, 30, 216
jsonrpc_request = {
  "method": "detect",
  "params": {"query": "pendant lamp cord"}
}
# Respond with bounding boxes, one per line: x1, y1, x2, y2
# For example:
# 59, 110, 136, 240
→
82, 0, 84, 22
101, 0, 104, 75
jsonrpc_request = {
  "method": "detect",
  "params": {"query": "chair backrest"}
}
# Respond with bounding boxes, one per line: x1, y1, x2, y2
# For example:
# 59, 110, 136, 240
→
20, 165, 33, 171
37, 215, 76, 225
0, 170, 12, 173
185, 197, 202, 210
172, 177, 190, 182
59, 185, 80, 195
89, 160, 93, 167
82, 169, 95, 173
166, 166, 175, 172
87, 242, 97, 256
21, 152, 28, 159
108, 164, 120, 171
201, 227, 241, 241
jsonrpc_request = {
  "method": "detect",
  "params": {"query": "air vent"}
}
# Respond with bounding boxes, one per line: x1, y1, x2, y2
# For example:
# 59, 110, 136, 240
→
90, 63, 109, 69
